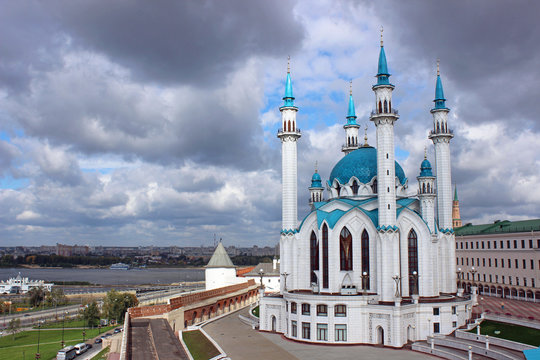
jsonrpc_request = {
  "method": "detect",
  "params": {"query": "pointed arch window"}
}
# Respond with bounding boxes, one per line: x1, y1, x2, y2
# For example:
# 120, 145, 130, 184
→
310, 231, 319, 284
427, 183, 430, 193
408, 229, 419, 295
422, 183, 426, 193
361, 230, 370, 290
378, 100, 382, 113
336, 184, 341, 197
340, 227, 353, 271
436, 122, 440, 133
371, 179, 378, 194
389, 100, 392, 112
322, 224, 329, 288
351, 180, 359, 195
384, 100, 388, 113
288, 120, 291, 132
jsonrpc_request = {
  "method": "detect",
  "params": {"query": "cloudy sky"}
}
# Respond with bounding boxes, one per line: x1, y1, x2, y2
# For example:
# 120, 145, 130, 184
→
1, 0, 539, 248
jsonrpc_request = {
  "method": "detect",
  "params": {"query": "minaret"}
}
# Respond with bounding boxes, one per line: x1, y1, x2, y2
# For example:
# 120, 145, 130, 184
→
308, 163, 324, 209
417, 149, 436, 233
278, 57, 301, 233
342, 81, 360, 154
369, 28, 400, 302
452, 185, 462, 228
369, 27, 399, 228
428, 60, 454, 231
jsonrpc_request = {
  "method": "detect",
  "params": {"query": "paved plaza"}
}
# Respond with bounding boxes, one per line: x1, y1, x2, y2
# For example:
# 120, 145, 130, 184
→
475, 296, 540, 320
203, 308, 437, 360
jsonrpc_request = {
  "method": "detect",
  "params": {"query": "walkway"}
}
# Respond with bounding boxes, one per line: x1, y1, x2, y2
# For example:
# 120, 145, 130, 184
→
203, 308, 437, 360
475, 296, 540, 320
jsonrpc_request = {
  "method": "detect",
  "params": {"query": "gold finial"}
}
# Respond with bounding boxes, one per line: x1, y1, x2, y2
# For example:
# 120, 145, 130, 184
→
437, 59, 440, 76
380, 26, 384, 46
364, 125, 369, 146
315, 160, 318, 173
287, 55, 291, 73
424, 146, 427, 159
349, 80, 353, 95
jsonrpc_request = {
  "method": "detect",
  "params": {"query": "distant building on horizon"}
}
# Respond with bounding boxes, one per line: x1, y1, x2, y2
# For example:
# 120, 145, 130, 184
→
452, 185, 462, 228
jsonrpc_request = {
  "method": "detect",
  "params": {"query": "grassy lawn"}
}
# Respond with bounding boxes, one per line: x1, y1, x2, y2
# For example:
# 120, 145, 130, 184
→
251, 305, 259, 318
182, 330, 220, 360
0, 326, 115, 360
469, 320, 540, 346
34, 319, 100, 329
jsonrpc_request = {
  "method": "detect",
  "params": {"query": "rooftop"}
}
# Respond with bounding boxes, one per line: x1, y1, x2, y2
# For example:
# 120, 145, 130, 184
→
455, 219, 540, 236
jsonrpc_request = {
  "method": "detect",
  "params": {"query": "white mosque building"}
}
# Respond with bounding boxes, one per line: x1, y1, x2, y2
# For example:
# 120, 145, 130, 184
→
259, 35, 473, 347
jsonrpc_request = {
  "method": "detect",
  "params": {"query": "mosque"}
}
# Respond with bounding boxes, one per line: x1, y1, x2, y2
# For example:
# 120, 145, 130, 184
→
259, 34, 473, 347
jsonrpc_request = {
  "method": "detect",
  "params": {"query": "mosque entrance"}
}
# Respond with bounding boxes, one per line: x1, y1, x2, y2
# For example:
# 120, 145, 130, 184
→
407, 325, 414, 342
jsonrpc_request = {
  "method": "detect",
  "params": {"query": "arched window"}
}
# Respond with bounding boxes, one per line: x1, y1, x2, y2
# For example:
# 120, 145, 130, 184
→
384, 100, 388, 113
361, 230, 369, 290
372, 179, 378, 193
389, 100, 392, 112
427, 183, 430, 193
351, 180, 359, 195
310, 231, 319, 284
322, 224, 329, 288
422, 183, 426, 193
288, 120, 291, 132
340, 227, 353, 271
408, 229, 419, 295
444, 123, 447, 133
336, 184, 341, 197
293, 121, 295, 131
436, 122, 440, 133
378, 100, 382, 113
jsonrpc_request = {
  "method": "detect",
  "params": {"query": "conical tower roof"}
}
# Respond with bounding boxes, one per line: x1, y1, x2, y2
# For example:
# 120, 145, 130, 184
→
206, 242, 235, 268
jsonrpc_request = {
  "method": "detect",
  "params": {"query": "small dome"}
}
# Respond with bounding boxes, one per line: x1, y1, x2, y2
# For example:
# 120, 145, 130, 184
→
329, 146, 407, 185
419, 158, 433, 177
311, 171, 322, 188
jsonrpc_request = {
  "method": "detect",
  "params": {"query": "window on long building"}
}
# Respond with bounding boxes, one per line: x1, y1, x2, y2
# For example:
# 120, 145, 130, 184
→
408, 229, 419, 295
310, 231, 319, 284
361, 229, 370, 290
340, 227, 353, 271
322, 224, 329, 289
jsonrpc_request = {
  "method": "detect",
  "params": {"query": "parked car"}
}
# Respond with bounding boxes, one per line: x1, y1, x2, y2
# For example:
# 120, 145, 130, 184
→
113, 328, 121, 333
85, 343, 93, 349
94, 338, 103, 344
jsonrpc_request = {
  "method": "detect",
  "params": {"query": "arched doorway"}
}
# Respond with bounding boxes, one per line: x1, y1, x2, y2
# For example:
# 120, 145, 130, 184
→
376, 326, 384, 345
271, 315, 276, 332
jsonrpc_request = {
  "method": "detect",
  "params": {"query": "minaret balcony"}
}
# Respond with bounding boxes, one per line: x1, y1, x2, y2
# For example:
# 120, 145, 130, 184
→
341, 144, 359, 152
428, 129, 454, 137
370, 109, 399, 117
277, 128, 302, 138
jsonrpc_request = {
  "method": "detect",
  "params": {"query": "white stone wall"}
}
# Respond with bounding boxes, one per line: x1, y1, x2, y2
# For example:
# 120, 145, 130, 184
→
281, 139, 298, 230
375, 122, 397, 226
205, 268, 246, 290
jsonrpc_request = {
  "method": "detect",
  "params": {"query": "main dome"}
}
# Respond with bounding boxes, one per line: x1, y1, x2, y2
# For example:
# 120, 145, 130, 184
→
329, 146, 407, 185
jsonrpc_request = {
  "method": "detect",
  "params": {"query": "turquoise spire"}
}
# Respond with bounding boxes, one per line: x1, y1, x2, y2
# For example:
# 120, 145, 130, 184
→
454, 184, 458, 201
282, 56, 295, 108
376, 27, 391, 86
433, 60, 448, 110
346, 81, 357, 125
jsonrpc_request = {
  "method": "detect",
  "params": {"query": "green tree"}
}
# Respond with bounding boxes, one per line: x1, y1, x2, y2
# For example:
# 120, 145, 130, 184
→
81, 301, 101, 328
7, 318, 20, 340
45, 288, 68, 307
102, 290, 138, 324
27, 286, 45, 307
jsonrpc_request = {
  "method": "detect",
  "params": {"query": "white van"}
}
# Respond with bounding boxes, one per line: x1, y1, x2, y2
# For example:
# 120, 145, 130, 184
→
74, 343, 88, 355
57, 346, 77, 360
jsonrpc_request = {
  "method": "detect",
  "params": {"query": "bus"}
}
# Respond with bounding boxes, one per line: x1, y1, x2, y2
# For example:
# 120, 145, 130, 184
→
56, 346, 77, 360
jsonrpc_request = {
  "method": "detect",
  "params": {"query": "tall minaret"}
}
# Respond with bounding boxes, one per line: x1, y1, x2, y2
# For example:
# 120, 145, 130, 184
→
452, 185, 462, 228
309, 163, 324, 209
369, 28, 400, 302
417, 150, 436, 233
370, 28, 399, 228
428, 61, 454, 231
342, 81, 360, 154
278, 57, 301, 233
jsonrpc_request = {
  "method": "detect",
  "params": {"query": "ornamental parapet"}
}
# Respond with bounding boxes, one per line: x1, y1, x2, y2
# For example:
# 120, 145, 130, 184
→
281, 228, 299, 235
377, 225, 399, 233
439, 228, 455, 234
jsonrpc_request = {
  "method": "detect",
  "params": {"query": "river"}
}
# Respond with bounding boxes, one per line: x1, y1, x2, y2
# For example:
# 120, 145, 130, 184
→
0, 267, 205, 285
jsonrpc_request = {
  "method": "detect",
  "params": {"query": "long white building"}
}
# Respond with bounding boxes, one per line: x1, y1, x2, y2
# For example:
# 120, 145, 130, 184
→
260, 35, 473, 347
0, 273, 54, 294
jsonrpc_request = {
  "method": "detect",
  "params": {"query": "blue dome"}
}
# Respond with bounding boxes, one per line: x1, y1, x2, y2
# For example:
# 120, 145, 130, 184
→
419, 158, 433, 177
329, 146, 407, 185
311, 171, 322, 188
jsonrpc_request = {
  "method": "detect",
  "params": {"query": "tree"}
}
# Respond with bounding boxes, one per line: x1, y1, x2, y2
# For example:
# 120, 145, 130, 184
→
7, 318, 20, 340
102, 290, 138, 324
81, 301, 101, 328
45, 288, 68, 307
28, 286, 45, 307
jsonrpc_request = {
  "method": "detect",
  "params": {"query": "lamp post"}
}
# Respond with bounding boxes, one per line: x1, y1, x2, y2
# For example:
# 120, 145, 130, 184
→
409, 271, 419, 296
362, 272, 369, 296
469, 267, 477, 288
392, 275, 401, 298
258, 269, 265, 289
61, 310, 67, 348
35, 320, 43, 360
456, 268, 462, 290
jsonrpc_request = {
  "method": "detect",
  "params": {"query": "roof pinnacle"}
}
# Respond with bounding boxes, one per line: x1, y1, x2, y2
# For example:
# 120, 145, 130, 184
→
349, 80, 353, 95
424, 146, 427, 159
437, 59, 440, 76
287, 55, 290, 74
363, 124, 369, 146
380, 26, 384, 47
315, 160, 318, 173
